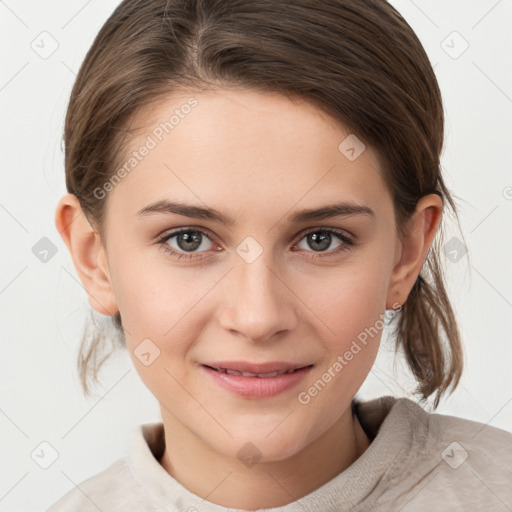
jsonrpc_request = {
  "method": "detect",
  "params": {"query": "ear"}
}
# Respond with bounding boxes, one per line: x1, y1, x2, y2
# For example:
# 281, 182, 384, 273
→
386, 193, 443, 309
55, 193, 119, 316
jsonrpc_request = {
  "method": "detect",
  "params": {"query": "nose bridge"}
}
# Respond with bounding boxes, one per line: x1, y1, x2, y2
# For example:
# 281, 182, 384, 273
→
221, 243, 296, 340
237, 250, 280, 300
234, 234, 280, 294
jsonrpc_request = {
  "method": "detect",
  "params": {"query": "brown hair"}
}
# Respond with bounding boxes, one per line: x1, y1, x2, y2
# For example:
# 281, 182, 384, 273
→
64, 0, 464, 407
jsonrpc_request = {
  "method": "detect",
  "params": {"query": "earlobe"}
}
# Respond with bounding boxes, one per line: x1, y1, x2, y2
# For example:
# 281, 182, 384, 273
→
55, 193, 119, 316
386, 194, 443, 309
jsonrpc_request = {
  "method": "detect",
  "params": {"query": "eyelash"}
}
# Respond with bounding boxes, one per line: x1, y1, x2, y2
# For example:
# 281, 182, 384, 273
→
156, 227, 355, 262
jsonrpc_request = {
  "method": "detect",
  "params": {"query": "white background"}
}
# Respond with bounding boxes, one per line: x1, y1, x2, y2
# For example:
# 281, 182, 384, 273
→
1, 0, 511, 510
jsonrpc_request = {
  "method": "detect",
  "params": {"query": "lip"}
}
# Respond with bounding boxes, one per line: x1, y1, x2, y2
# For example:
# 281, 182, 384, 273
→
200, 361, 313, 399
203, 361, 310, 374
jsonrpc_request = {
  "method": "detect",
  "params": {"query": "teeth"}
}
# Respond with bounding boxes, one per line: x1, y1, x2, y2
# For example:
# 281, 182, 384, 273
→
216, 368, 297, 378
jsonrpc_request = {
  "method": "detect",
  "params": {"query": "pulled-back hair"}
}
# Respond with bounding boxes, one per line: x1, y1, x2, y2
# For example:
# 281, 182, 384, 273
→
64, 0, 464, 407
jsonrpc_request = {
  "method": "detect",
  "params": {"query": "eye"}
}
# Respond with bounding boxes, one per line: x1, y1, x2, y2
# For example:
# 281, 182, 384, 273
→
157, 228, 217, 261
293, 228, 354, 258
156, 226, 354, 262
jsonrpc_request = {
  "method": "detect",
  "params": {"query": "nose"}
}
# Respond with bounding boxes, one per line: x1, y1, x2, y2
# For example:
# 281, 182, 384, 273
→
217, 253, 299, 343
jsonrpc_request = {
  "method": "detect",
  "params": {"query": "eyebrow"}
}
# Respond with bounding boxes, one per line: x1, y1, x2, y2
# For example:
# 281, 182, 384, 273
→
136, 199, 375, 225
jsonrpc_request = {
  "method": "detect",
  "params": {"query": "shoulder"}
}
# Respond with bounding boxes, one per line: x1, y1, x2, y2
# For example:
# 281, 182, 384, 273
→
427, 402, 512, 486
393, 396, 512, 471
363, 395, 512, 457
45, 457, 148, 511
363, 396, 512, 511
409, 398, 512, 469
45, 422, 168, 511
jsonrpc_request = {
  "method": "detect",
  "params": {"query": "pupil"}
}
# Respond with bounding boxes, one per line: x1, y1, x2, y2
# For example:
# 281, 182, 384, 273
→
175, 231, 332, 253
177, 231, 202, 251
308, 231, 331, 251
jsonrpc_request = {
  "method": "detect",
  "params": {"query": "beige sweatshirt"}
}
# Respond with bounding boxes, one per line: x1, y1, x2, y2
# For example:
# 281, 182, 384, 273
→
46, 395, 512, 511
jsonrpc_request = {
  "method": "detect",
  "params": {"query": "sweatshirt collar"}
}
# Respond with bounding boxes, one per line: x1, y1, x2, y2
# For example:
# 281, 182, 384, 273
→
126, 396, 429, 511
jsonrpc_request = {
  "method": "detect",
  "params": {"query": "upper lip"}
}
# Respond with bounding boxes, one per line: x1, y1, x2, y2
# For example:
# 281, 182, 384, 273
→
202, 361, 312, 373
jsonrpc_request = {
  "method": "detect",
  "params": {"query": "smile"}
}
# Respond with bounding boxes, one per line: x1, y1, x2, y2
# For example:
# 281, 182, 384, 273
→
206, 366, 302, 378
200, 363, 313, 398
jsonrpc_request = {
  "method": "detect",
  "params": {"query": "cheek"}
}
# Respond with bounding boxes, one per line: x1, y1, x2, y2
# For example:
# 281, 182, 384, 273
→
305, 259, 390, 343
108, 242, 190, 332
114, 271, 200, 399
293, 266, 389, 428
109, 251, 220, 376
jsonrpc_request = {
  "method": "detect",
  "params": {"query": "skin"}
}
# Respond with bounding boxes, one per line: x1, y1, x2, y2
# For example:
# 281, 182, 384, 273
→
55, 88, 442, 509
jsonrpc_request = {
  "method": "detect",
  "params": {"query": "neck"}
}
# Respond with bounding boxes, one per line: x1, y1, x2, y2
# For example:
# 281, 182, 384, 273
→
158, 403, 370, 509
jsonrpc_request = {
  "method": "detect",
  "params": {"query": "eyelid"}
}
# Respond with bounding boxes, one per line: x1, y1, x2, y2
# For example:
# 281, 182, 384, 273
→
157, 225, 355, 260
157, 225, 353, 245
295, 225, 353, 241
157, 225, 218, 243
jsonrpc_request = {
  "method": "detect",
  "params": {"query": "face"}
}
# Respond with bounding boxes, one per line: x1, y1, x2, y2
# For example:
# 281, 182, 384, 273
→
100, 88, 401, 462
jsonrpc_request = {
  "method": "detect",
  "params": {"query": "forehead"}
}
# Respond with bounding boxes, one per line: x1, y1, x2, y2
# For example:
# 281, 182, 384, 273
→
107, 88, 389, 219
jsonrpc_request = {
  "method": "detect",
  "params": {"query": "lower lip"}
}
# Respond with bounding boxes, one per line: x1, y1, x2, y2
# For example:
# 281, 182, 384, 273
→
201, 365, 313, 399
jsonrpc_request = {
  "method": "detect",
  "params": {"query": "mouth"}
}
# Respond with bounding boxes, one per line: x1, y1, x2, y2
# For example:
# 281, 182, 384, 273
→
201, 362, 313, 378
200, 362, 314, 398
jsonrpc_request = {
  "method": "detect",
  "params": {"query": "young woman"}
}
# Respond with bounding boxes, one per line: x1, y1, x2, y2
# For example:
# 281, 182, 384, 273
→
49, 0, 512, 510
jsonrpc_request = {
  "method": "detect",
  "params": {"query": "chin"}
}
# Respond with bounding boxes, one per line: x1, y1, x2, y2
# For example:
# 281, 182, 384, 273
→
216, 421, 313, 465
